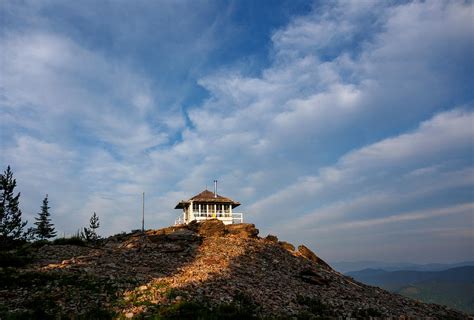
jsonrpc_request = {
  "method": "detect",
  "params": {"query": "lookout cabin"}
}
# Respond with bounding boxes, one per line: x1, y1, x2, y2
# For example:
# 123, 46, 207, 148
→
174, 185, 243, 225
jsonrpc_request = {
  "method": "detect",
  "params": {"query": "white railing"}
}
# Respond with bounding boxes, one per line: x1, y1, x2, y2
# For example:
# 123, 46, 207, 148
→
193, 212, 233, 218
175, 212, 244, 225
174, 213, 185, 225
232, 213, 243, 224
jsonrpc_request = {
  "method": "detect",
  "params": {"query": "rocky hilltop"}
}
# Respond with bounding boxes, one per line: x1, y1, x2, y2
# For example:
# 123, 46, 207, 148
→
0, 220, 468, 319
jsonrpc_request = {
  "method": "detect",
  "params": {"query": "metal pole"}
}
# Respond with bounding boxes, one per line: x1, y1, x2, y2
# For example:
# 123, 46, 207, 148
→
142, 192, 145, 233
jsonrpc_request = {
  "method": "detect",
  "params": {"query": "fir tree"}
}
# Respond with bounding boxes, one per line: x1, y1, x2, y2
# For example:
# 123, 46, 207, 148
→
34, 195, 56, 240
82, 212, 100, 243
0, 166, 28, 246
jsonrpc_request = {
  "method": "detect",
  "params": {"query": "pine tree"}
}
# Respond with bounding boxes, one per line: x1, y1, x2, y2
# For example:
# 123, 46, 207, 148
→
0, 166, 28, 246
82, 212, 100, 243
34, 195, 56, 240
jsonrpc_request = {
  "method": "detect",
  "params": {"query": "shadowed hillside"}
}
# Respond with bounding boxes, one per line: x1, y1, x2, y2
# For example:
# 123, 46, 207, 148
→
0, 220, 469, 319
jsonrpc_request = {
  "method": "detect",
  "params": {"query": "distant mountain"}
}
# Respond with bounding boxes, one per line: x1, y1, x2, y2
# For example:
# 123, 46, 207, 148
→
347, 266, 474, 314
332, 260, 474, 273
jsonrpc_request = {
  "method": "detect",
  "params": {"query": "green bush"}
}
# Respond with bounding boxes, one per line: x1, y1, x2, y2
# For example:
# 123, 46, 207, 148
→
152, 300, 258, 320
0, 250, 32, 268
30, 240, 49, 248
296, 296, 335, 318
52, 236, 86, 246
158, 301, 206, 319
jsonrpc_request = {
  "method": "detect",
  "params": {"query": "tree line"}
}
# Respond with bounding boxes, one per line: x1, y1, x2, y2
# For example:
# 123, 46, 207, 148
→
0, 166, 100, 248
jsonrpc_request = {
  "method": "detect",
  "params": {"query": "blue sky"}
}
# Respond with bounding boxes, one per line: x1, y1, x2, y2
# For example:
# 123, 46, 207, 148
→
1, 0, 473, 263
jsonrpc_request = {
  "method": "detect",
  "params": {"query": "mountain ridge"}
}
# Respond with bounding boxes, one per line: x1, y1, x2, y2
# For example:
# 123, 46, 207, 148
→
347, 266, 474, 314
332, 260, 474, 273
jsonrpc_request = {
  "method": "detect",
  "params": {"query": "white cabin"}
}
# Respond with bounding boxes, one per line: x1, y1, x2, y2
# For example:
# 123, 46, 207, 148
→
174, 189, 243, 225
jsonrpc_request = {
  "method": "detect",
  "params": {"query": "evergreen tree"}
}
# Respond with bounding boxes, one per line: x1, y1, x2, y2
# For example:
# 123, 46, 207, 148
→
82, 212, 100, 243
0, 166, 28, 246
34, 195, 56, 240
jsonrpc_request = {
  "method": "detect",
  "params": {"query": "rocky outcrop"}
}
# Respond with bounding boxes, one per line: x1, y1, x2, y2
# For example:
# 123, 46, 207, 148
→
297, 244, 332, 270
225, 223, 259, 238
188, 219, 225, 237
298, 267, 330, 286
278, 241, 295, 251
264, 234, 278, 242
188, 219, 259, 239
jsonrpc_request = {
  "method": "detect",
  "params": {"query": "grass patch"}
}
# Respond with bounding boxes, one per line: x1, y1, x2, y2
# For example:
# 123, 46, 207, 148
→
164, 287, 186, 300
296, 296, 336, 318
0, 268, 119, 319
143, 300, 259, 320
352, 307, 382, 317
121, 291, 259, 320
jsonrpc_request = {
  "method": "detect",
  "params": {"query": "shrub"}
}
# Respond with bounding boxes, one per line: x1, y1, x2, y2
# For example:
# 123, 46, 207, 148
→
296, 295, 335, 317
52, 236, 86, 246
352, 307, 382, 317
0, 246, 32, 268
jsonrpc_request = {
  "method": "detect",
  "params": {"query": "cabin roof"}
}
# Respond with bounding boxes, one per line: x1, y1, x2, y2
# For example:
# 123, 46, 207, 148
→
174, 189, 240, 209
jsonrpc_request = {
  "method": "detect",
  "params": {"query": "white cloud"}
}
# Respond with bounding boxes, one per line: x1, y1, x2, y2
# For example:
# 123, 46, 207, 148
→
322, 203, 473, 232
1, 0, 472, 262
0, 32, 165, 154
252, 109, 473, 223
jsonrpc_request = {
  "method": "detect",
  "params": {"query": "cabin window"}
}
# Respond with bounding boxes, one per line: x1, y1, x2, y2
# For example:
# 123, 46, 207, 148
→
209, 204, 216, 213
216, 204, 222, 213
193, 203, 199, 212
224, 204, 230, 213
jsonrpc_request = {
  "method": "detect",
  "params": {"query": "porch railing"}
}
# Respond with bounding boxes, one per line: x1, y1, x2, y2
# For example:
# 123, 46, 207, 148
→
175, 212, 244, 225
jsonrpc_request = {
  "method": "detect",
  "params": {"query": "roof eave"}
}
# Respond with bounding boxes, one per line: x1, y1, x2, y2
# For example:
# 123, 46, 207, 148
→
174, 201, 190, 209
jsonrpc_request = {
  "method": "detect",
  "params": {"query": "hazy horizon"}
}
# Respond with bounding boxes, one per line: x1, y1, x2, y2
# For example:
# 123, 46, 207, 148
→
1, 0, 473, 263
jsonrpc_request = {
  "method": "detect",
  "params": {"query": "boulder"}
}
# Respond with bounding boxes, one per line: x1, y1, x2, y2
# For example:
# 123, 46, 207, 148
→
297, 245, 332, 270
146, 226, 191, 243
279, 241, 295, 252
186, 220, 200, 232
225, 223, 259, 238
194, 219, 226, 237
298, 268, 330, 286
265, 234, 278, 242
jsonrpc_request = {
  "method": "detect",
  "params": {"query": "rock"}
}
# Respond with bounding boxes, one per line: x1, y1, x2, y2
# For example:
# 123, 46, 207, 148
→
166, 229, 200, 242
297, 245, 332, 270
278, 241, 295, 252
125, 312, 134, 318
158, 243, 185, 253
193, 219, 226, 237
145, 226, 193, 243
225, 223, 259, 238
265, 234, 278, 242
298, 268, 330, 286
186, 220, 200, 232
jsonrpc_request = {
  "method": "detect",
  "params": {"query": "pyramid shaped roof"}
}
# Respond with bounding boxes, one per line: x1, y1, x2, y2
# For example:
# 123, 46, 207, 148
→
175, 189, 240, 209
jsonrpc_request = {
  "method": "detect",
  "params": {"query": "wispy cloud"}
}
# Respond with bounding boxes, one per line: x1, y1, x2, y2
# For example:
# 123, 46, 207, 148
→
0, 0, 472, 262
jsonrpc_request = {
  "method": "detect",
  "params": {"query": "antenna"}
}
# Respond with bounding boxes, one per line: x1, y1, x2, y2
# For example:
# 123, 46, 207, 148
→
142, 192, 145, 233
